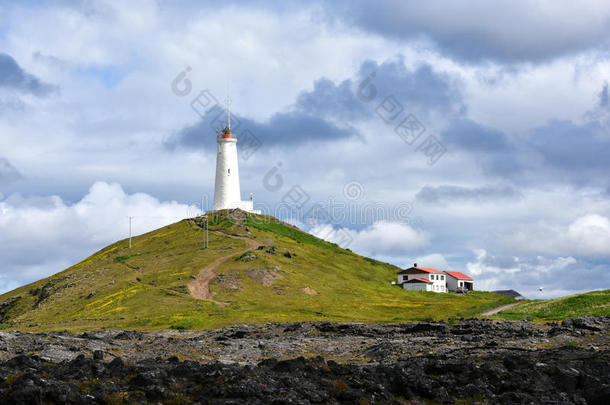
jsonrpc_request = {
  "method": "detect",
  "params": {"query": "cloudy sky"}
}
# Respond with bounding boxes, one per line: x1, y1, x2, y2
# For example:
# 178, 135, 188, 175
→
1, 0, 610, 298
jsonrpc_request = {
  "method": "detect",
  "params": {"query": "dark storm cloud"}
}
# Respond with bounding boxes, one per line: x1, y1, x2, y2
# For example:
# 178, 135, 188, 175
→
165, 107, 355, 150
295, 78, 369, 121
0, 53, 57, 96
529, 120, 610, 172
416, 184, 523, 204
168, 57, 463, 150
432, 81, 610, 189
472, 121, 610, 187
351, 59, 464, 118
295, 59, 464, 120
325, 1, 610, 64
478, 114, 610, 187
294, 61, 610, 192
440, 119, 510, 152
436, 117, 523, 181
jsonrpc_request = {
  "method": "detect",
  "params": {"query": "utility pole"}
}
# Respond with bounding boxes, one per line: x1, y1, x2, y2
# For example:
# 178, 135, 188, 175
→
202, 216, 208, 249
128, 216, 133, 248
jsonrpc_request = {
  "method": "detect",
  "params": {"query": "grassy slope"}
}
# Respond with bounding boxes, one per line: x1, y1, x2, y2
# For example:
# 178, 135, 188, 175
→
493, 289, 610, 321
0, 211, 510, 332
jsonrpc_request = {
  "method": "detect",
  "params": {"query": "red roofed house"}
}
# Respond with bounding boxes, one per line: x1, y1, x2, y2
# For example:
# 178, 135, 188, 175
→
396, 264, 475, 293
444, 271, 474, 292
397, 264, 447, 292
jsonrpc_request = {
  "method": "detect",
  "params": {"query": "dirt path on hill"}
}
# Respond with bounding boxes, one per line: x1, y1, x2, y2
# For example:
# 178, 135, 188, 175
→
187, 233, 259, 306
481, 302, 521, 316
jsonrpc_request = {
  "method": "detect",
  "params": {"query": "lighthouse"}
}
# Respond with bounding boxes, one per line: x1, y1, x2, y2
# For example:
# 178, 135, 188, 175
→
212, 98, 259, 213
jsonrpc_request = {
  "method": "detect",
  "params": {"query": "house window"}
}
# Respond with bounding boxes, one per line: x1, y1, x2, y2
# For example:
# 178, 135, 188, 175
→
228, 168, 231, 175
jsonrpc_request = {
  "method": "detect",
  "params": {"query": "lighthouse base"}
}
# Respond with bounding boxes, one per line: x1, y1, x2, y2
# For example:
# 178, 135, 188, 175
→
212, 200, 261, 214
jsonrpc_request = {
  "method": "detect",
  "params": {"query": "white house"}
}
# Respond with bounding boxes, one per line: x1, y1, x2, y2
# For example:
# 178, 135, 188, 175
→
397, 264, 447, 293
444, 271, 474, 292
395, 264, 475, 293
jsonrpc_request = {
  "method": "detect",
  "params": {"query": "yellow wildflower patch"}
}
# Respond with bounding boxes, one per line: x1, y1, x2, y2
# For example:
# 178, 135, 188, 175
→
152, 230, 177, 239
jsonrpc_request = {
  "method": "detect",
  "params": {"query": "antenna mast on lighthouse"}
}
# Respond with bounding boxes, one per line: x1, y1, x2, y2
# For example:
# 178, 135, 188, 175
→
226, 95, 231, 131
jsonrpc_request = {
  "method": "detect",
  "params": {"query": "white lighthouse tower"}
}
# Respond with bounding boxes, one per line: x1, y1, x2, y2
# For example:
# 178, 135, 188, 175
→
212, 98, 258, 212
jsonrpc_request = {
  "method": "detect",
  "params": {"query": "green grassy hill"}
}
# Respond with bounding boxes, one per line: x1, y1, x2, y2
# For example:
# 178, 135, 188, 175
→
493, 289, 610, 321
0, 210, 511, 332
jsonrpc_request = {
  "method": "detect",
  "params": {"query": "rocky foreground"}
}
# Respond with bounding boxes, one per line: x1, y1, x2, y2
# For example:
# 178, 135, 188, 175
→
0, 317, 608, 404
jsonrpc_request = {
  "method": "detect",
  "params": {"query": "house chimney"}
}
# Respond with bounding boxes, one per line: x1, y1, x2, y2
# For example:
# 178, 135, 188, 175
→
414, 263, 417, 268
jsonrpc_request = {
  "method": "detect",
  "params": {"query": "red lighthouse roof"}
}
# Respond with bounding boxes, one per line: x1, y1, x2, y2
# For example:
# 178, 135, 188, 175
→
221, 126, 232, 139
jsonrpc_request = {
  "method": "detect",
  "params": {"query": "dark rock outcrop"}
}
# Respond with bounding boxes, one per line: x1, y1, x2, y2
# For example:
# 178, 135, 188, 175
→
0, 317, 608, 403
0, 297, 20, 322
0, 346, 607, 404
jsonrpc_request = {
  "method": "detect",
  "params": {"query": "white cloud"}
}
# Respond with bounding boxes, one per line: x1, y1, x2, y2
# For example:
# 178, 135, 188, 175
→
496, 214, 610, 258
413, 253, 448, 270
0, 181, 196, 293
567, 214, 610, 256
338, 221, 431, 257
465, 249, 593, 298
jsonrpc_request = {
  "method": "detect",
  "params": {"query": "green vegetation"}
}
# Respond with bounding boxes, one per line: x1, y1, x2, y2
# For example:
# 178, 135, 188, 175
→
114, 253, 146, 263
493, 289, 610, 321
0, 210, 514, 332
243, 215, 347, 254
457, 295, 516, 318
